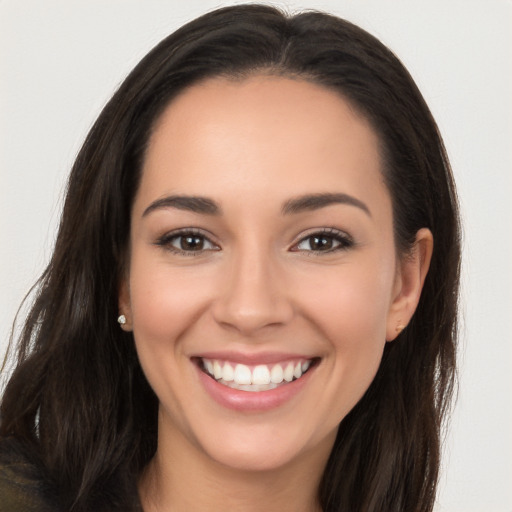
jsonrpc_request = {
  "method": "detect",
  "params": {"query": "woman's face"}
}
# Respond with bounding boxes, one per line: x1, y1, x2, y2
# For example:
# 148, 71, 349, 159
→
121, 75, 414, 473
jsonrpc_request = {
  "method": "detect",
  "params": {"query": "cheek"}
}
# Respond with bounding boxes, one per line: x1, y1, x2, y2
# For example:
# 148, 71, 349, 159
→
299, 257, 395, 343
128, 256, 215, 348
127, 258, 218, 417
293, 255, 395, 404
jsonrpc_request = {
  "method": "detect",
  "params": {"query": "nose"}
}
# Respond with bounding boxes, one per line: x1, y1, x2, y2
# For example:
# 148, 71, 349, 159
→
211, 247, 294, 335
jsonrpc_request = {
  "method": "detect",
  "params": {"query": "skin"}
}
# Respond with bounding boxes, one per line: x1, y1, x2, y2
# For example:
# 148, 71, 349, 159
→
119, 75, 433, 511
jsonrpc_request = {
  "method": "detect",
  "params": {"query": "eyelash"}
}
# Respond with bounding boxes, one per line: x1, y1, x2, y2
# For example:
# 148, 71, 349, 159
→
155, 228, 354, 256
290, 228, 354, 255
155, 229, 219, 257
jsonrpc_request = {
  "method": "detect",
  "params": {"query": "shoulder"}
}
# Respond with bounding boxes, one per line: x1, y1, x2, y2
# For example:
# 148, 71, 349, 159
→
0, 436, 59, 512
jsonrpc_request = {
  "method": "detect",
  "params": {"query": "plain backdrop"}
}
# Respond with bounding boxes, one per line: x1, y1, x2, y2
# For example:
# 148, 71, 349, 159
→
1, 1, 511, 511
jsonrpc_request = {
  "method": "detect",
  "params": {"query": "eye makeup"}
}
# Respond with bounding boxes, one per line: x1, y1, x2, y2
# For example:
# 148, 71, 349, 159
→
154, 226, 355, 258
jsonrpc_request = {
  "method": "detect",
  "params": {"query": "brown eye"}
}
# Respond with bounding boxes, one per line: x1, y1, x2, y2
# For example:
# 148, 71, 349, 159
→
293, 230, 353, 254
307, 236, 334, 251
180, 235, 205, 251
156, 230, 219, 254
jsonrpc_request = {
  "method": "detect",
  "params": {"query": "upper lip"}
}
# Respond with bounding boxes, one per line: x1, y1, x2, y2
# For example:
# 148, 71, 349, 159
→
191, 351, 317, 365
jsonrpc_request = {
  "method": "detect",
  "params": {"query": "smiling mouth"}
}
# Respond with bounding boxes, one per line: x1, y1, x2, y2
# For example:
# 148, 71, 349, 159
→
196, 357, 319, 392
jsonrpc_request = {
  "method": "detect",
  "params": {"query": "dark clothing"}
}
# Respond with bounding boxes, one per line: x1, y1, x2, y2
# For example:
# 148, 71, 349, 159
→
0, 437, 58, 512
0, 437, 145, 511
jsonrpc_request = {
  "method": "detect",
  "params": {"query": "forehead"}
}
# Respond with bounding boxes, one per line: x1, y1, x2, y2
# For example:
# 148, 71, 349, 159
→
137, 75, 388, 214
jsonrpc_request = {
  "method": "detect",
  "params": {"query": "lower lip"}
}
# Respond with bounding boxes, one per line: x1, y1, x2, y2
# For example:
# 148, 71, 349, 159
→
196, 363, 316, 412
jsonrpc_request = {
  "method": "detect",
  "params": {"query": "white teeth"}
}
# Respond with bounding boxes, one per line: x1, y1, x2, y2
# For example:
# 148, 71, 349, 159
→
270, 364, 284, 384
201, 358, 314, 390
237, 384, 257, 392
283, 363, 294, 382
252, 365, 271, 385
222, 362, 234, 382
225, 382, 279, 392
234, 364, 252, 385
205, 360, 214, 375
213, 361, 223, 380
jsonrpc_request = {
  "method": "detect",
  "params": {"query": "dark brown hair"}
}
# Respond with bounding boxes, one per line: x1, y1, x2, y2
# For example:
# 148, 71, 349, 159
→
1, 5, 460, 511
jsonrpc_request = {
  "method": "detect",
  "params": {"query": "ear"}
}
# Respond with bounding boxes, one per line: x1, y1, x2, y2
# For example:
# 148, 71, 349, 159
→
118, 275, 133, 332
386, 228, 433, 341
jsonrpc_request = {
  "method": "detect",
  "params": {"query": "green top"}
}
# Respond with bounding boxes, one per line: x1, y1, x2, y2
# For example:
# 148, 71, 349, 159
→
0, 437, 58, 512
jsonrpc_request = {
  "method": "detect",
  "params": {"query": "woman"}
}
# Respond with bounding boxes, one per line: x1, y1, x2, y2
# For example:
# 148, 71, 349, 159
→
0, 4, 460, 511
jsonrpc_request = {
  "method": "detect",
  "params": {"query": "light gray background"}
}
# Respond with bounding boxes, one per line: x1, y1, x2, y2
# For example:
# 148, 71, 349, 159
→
1, 1, 511, 511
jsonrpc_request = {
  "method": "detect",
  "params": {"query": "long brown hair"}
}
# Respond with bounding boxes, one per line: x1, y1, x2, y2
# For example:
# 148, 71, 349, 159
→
1, 5, 460, 511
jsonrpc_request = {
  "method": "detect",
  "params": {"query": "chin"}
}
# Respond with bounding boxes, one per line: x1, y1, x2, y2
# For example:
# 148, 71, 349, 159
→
188, 417, 336, 474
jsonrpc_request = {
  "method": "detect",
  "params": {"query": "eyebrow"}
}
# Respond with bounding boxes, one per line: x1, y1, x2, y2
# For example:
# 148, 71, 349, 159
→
281, 193, 371, 216
142, 195, 221, 217
142, 192, 371, 218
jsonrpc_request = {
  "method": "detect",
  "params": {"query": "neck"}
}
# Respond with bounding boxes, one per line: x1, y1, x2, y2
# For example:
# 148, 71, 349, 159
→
139, 412, 331, 512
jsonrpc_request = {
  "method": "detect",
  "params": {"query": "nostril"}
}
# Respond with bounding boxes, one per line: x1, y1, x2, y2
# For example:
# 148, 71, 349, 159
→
212, 296, 294, 334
